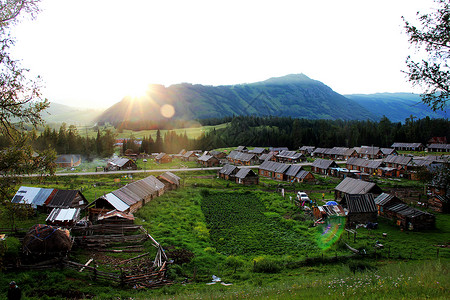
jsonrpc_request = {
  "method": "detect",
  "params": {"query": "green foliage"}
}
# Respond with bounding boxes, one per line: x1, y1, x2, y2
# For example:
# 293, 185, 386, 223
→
201, 191, 319, 256
252, 256, 283, 273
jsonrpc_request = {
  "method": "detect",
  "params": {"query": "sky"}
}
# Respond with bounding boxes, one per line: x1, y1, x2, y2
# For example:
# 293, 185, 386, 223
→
10, 0, 436, 109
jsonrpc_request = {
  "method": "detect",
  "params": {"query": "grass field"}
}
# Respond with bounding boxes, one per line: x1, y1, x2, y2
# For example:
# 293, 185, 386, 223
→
1, 170, 449, 299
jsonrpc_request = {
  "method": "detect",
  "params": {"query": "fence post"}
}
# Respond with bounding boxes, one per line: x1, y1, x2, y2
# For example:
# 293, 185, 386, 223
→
120, 268, 125, 286
437, 248, 439, 258
388, 246, 390, 259
94, 263, 97, 281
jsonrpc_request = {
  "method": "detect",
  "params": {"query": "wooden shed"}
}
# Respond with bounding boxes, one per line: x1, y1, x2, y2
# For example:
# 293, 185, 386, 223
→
311, 159, 338, 175
373, 193, 403, 217
334, 177, 382, 201
198, 154, 220, 167
234, 168, 259, 185
218, 164, 238, 180
382, 203, 435, 230
341, 194, 377, 225
107, 157, 137, 171
158, 171, 181, 191
155, 152, 172, 164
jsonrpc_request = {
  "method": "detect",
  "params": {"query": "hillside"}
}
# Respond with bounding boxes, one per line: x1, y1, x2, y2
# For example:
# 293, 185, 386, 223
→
345, 93, 449, 123
41, 102, 103, 124
96, 74, 377, 124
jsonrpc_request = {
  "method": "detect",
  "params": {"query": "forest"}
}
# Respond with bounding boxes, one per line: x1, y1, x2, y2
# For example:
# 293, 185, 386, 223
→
0, 116, 447, 159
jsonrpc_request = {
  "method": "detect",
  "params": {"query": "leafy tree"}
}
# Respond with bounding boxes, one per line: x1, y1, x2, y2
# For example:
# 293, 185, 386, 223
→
403, 0, 450, 111
0, 0, 56, 228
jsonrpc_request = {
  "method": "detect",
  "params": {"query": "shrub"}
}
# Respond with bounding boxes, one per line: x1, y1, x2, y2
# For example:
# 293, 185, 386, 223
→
252, 257, 283, 273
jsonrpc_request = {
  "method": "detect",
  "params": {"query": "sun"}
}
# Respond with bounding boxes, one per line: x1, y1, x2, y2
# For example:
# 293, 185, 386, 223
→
125, 81, 150, 99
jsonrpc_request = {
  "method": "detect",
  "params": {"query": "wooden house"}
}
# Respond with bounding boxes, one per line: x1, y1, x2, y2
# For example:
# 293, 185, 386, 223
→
285, 165, 304, 182
155, 152, 172, 164
174, 149, 187, 158
55, 154, 82, 168
45, 189, 88, 210
346, 157, 384, 176
236, 146, 248, 152
218, 164, 238, 180
427, 144, 450, 152
274, 150, 306, 163
209, 150, 227, 159
391, 142, 425, 152
380, 148, 397, 157
227, 151, 258, 166
341, 194, 377, 225
258, 152, 274, 163
382, 155, 413, 177
427, 172, 449, 213
158, 171, 181, 191
234, 168, 259, 185
356, 146, 383, 159
373, 193, 403, 217
198, 154, 220, 167
334, 177, 382, 201
294, 170, 315, 183
299, 146, 315, 156
182, 151, 198, 162
381, 202, 435, 230
311, 159, 338, 175
107, 157, 137, 171
258, 160, 290, 181
248, 147, 268, 155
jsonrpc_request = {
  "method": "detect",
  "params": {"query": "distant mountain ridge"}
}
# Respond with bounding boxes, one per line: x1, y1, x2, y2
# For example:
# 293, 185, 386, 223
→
97, 74, 376, 124
345, 93, 449, 123
41, 102, 103, 124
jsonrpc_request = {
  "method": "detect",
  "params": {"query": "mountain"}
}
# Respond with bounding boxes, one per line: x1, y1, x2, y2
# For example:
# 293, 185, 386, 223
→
97, 74, 376, 124
41, 102, 103, 124
345, 93, 449, 123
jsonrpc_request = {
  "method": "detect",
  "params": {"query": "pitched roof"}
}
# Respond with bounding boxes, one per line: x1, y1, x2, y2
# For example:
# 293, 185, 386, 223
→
235, 168, 257, 179
385, 203, 434, 218
374, 193, 402, 206
427, 143, 450, 150
335, 177, 380, 194
259, 161, 290, 173
158, 171, 181, 185
391, 142, 424, 148
342, 194, 377, 213
285, 165, 304, 177
383, 154, 413, 165
99, 193, 130, 211
109, 157, 133, 167
219, 164, 238, 175
155, 152, 168, 160
47, 190, 86, 208
227, 151, 256, 162
276, 150, 303, 160
11, 186, 55, 208
381, 148, 396, 155
295, 170, 313, 179
249, 147, 266, 154
259, 152, 274, 161
299, 146, 315, 152
198, 154, 215, 162
236, 146, 248, 151
312, 158, 337, 169
182, 151, 195, 158
346, 157, 383, 169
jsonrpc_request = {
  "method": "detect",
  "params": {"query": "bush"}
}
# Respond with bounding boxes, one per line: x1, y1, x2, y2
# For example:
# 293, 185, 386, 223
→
252, 257, 283, 273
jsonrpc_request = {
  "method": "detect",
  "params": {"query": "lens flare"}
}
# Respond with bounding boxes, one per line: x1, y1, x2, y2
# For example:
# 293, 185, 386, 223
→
316, 216, 346, 250
160, 104, 175, 118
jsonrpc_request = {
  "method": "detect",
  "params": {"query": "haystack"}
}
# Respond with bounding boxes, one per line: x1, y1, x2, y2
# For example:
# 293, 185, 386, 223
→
22, 224, 72, 255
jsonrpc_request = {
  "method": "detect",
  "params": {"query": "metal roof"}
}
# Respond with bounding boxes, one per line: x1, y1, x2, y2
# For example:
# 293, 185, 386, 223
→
335, 177, 380, 194
312, 158, 337, 169
141, 175, 165, 191
47, 190, 85, 208
112, 189, 140, 206
198, 154, 215, 162
102, 193, 130, 211
46, 208, 80, 222
374, 193, 402, 206
259, 161, 290, 173
385, 203, 433, 218
391, 142, 424, 148
249, 147, 266, 154
235, 168, 257, 179
219, 164, 238, 175
343, 194, 377, 213
285, 165, 304, 177
12, 186, 41, 206
383, 154, 413, 165
295, 170, 312, 179
109, 157, 132, 167
155, 152, 168, 160
346, 157, 383, 169
427, 143, 450, 150
158, 171, 181, 185
276, 150, 303, 160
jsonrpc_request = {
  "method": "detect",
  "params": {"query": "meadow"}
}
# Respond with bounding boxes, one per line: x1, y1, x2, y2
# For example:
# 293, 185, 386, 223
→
1, 169, 449, 299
